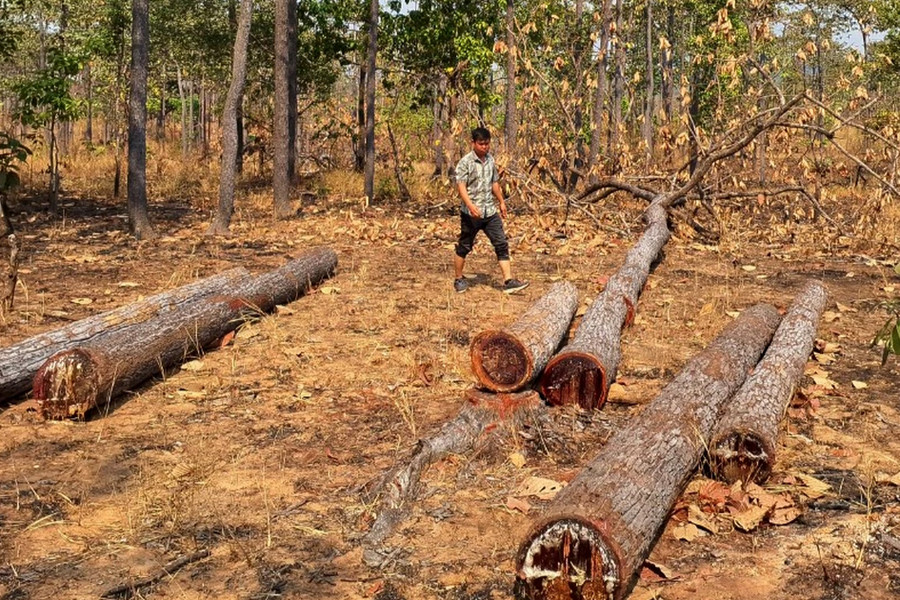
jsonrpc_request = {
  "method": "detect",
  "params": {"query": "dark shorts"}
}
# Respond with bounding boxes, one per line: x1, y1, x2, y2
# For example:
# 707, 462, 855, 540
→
455, 212, 509, 261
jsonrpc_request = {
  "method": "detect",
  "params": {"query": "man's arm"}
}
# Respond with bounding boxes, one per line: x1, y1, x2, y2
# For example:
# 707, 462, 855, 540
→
492, 181, 506, 219
458, 180, 481, 218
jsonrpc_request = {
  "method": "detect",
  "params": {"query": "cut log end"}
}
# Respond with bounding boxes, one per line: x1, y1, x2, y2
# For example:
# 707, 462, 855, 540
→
540, 353, 607, 410
516, 518, 621, 600
471, 330, 533, 392
709, 430, 774, 485
33, 349, 103, 420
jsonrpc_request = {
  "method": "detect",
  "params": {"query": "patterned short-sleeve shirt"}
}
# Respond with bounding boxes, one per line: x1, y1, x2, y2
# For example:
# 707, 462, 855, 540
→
455, 151, 499, 218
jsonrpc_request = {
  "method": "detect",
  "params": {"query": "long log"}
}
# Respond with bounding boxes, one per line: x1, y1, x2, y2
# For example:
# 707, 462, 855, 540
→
362, 388, 541, 561
471, 281, 579, 392
33, 247, 337, 419
0, 267, 254, 402
515, 304, 782, 600
539, 204, 668, 409
709, 280, 827, 484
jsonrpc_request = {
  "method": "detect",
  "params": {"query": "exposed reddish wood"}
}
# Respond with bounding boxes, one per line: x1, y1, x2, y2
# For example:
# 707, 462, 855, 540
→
363, 389, 542, 560
471, 281, 579, 392
710, 280, 827, 484
540, 204, 668, 410
516, 304, 782, 600
0, 267, 253, 402
33, 247, 337, 419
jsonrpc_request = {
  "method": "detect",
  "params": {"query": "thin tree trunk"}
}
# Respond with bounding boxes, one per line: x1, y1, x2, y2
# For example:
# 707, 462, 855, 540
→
516, 304, 782, 600
642, 0, 654, 158
273, 0, 293, 218
84, 61, 93, 145
710, 280, 827, 484
177, 64, 187, 156
431, 79, 446, 177
127, 0, 155, 239
609, 0, 625, 169
34, 249, 338, 419
354, 61, 366, 173
0, 269, 252, 402
207, 0, 253, 236
588, 0, 612, 175
471, 282, 578, 392
287, 0, 298, 185
386, 122, 410, 201
661, 6, 674, 122
363, 0, 379, 201
0, 196, 18, 313
504, 0, 517, 164
157, 62, 166, 143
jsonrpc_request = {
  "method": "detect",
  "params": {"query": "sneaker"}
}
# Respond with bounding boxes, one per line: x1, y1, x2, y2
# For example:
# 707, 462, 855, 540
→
502, 278, 529, 294
454, 277, 469, 293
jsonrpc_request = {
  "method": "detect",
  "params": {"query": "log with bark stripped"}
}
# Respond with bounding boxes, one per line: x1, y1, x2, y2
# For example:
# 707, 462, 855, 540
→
515, 304, 782, 600
709, 280, 827, 484
33, 247, 337, 419
0, 267, 254, 402
362, 388, 541, 561
539, 204, 668, 409
471, 281, 579, 392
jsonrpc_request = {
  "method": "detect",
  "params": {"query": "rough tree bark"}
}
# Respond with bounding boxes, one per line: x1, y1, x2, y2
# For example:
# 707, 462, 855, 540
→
540, 202, 664, 409
33, 247, 337, 419
126, 0, 155, 239
472, 281, 578, 393
0, 269, 253, 402
363, 0, 378, 201
588, 0, 612, 175
0, 195, 17, 312
362, 388, 541, 561
504, 0, 518, 163
542, 94, 803, 410
710, 280, 827, 484
207, 0, 253, 236
515, 304, 782, 600
272, 0, 293, 219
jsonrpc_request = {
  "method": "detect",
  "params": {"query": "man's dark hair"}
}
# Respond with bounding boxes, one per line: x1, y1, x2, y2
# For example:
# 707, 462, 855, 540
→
471, 127, 491, 142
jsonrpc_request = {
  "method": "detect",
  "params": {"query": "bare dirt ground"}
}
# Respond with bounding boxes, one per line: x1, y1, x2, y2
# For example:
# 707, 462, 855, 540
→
1, 184, 899, 600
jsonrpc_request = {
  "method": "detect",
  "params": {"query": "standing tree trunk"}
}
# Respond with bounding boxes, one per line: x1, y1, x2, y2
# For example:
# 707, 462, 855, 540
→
84, 61, 93, 145
471, 281, 578, 392
207, 0, 253, 236
363, 0, 379, 202
641, 0, 654, 159
431, 79, 446, 177
588, 0, 612, 176
0, 195, 18, 313
287, 0, 298, 186
127, 0, 155, 239
354, 61, 366, 173
157, 62, 166, 143
710, 280, 827, 484
272, 0, 293, 218
516, 304, 782, 600
504, 0, 518, 164
177, 64, 187, 155
609, 0, 625, 169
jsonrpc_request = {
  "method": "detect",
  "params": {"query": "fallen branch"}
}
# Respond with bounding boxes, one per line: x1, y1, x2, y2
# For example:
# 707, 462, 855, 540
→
709, 280, 827, 484
471, 281, 578, 392
100, 549, 210, 599
362, 389, 541, 561
516, 304, 782, 600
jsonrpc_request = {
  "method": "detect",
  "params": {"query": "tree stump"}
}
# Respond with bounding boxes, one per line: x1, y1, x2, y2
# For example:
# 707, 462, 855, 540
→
515, 304, 782, 600
471, 281, 579, 392
33, 247, 337, 419
0, 267, 253, 402
709, 280, 827, 484
540, 204, 669, 410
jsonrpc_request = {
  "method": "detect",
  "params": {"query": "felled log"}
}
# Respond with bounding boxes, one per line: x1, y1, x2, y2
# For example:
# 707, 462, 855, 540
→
709, 280, 827, 484
33, 247, 337, 419
515, 304, 781, 600
471, 281, 578, 392
0, 267, 253, 402
363, 388, 541, 562
539, 203, 668, 410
